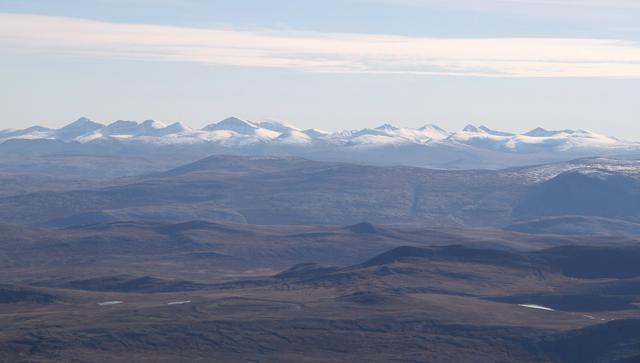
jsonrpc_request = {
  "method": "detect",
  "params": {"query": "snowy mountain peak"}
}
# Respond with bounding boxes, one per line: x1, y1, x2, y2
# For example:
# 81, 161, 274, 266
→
416, 124, 449, 140
202, 117, 258, 133
258, 120, 301, 133
461, 124, 512, 136
275, 130, 313, 145
140, 119, 166, 129
375, 123, 400, 131
523, 127, 574, 137
418, 124, 446, 132
103, 120, 174, 137
108, 120, 137, 127
63, 117, 103, 129
31, 125, 52, 132
462, 125, 480, 133
478, 126, 515, 137
73, 116, 91, 123
104, 120, 139, 135
165, 122, 190, 132
574, 129, 598, 136
0, 125, 52, 139
55, 117, 105, 141
303, 128, 330, 137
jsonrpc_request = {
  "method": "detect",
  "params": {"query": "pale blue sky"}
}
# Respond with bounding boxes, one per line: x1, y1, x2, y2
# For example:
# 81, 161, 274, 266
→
1, 0, 640, 138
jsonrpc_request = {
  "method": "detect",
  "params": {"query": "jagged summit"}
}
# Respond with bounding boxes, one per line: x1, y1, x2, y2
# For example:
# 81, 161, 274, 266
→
418, 124, 447, 132
60, 117, 104, 129
462, 124, 480, 132
54, 117, 105, 141
478, 126, 514, 137
375, 123, 400, 131
524, 127, 574, 137
140, 119, 166, 129
417, 124, 449, 140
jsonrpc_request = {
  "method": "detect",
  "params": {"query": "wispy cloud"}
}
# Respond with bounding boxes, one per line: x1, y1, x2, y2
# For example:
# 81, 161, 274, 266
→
365, 0, 640, 8
358, 0, 640, 24
2, 13, 640, 78
360, 0, 640, 12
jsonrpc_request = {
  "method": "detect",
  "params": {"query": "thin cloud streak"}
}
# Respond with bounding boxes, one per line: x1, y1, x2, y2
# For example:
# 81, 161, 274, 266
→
357, 0, 640, 29
365, 0, 640, 9
360, 0, 640, 14
2, 13, 640, 78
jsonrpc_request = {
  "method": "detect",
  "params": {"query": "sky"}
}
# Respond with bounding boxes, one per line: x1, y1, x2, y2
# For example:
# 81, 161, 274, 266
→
1, 0, 640, 138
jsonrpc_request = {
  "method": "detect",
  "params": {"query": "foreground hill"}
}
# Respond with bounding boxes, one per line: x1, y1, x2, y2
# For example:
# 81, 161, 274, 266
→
2, 238, 640, 362
2, 221, 599, 284
514, 170, 640, 220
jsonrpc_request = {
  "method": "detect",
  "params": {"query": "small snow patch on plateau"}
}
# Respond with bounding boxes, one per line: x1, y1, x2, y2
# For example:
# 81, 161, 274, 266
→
167, 300, 191, 305
97, 301, 123, 306
518, 304, 555, 311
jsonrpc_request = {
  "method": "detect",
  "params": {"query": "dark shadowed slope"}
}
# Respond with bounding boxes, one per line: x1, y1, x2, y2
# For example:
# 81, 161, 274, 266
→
507, 216, 640, 235
3, 221, 601, 284
514, 170, 640, 221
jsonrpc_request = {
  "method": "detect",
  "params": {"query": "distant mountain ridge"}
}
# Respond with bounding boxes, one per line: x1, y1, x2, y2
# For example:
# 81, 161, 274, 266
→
1, 154, 640, 230
1, 116, 639, 170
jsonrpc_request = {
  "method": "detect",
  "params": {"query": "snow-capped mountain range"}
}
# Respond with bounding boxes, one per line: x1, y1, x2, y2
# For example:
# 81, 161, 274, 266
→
1, 116, 638, 170
1, 116, 631, 150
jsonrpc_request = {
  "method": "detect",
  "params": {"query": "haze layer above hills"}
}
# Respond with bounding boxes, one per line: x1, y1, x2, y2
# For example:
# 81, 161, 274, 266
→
2, 155, 639, 235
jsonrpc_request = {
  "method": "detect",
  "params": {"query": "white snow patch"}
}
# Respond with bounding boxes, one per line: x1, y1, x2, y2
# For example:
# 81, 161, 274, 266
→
167, 300, 191, 305
253, 128, 281, 140
97, 301, 123, 306
276, 130, 313, 145
518, 304, 555, 311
